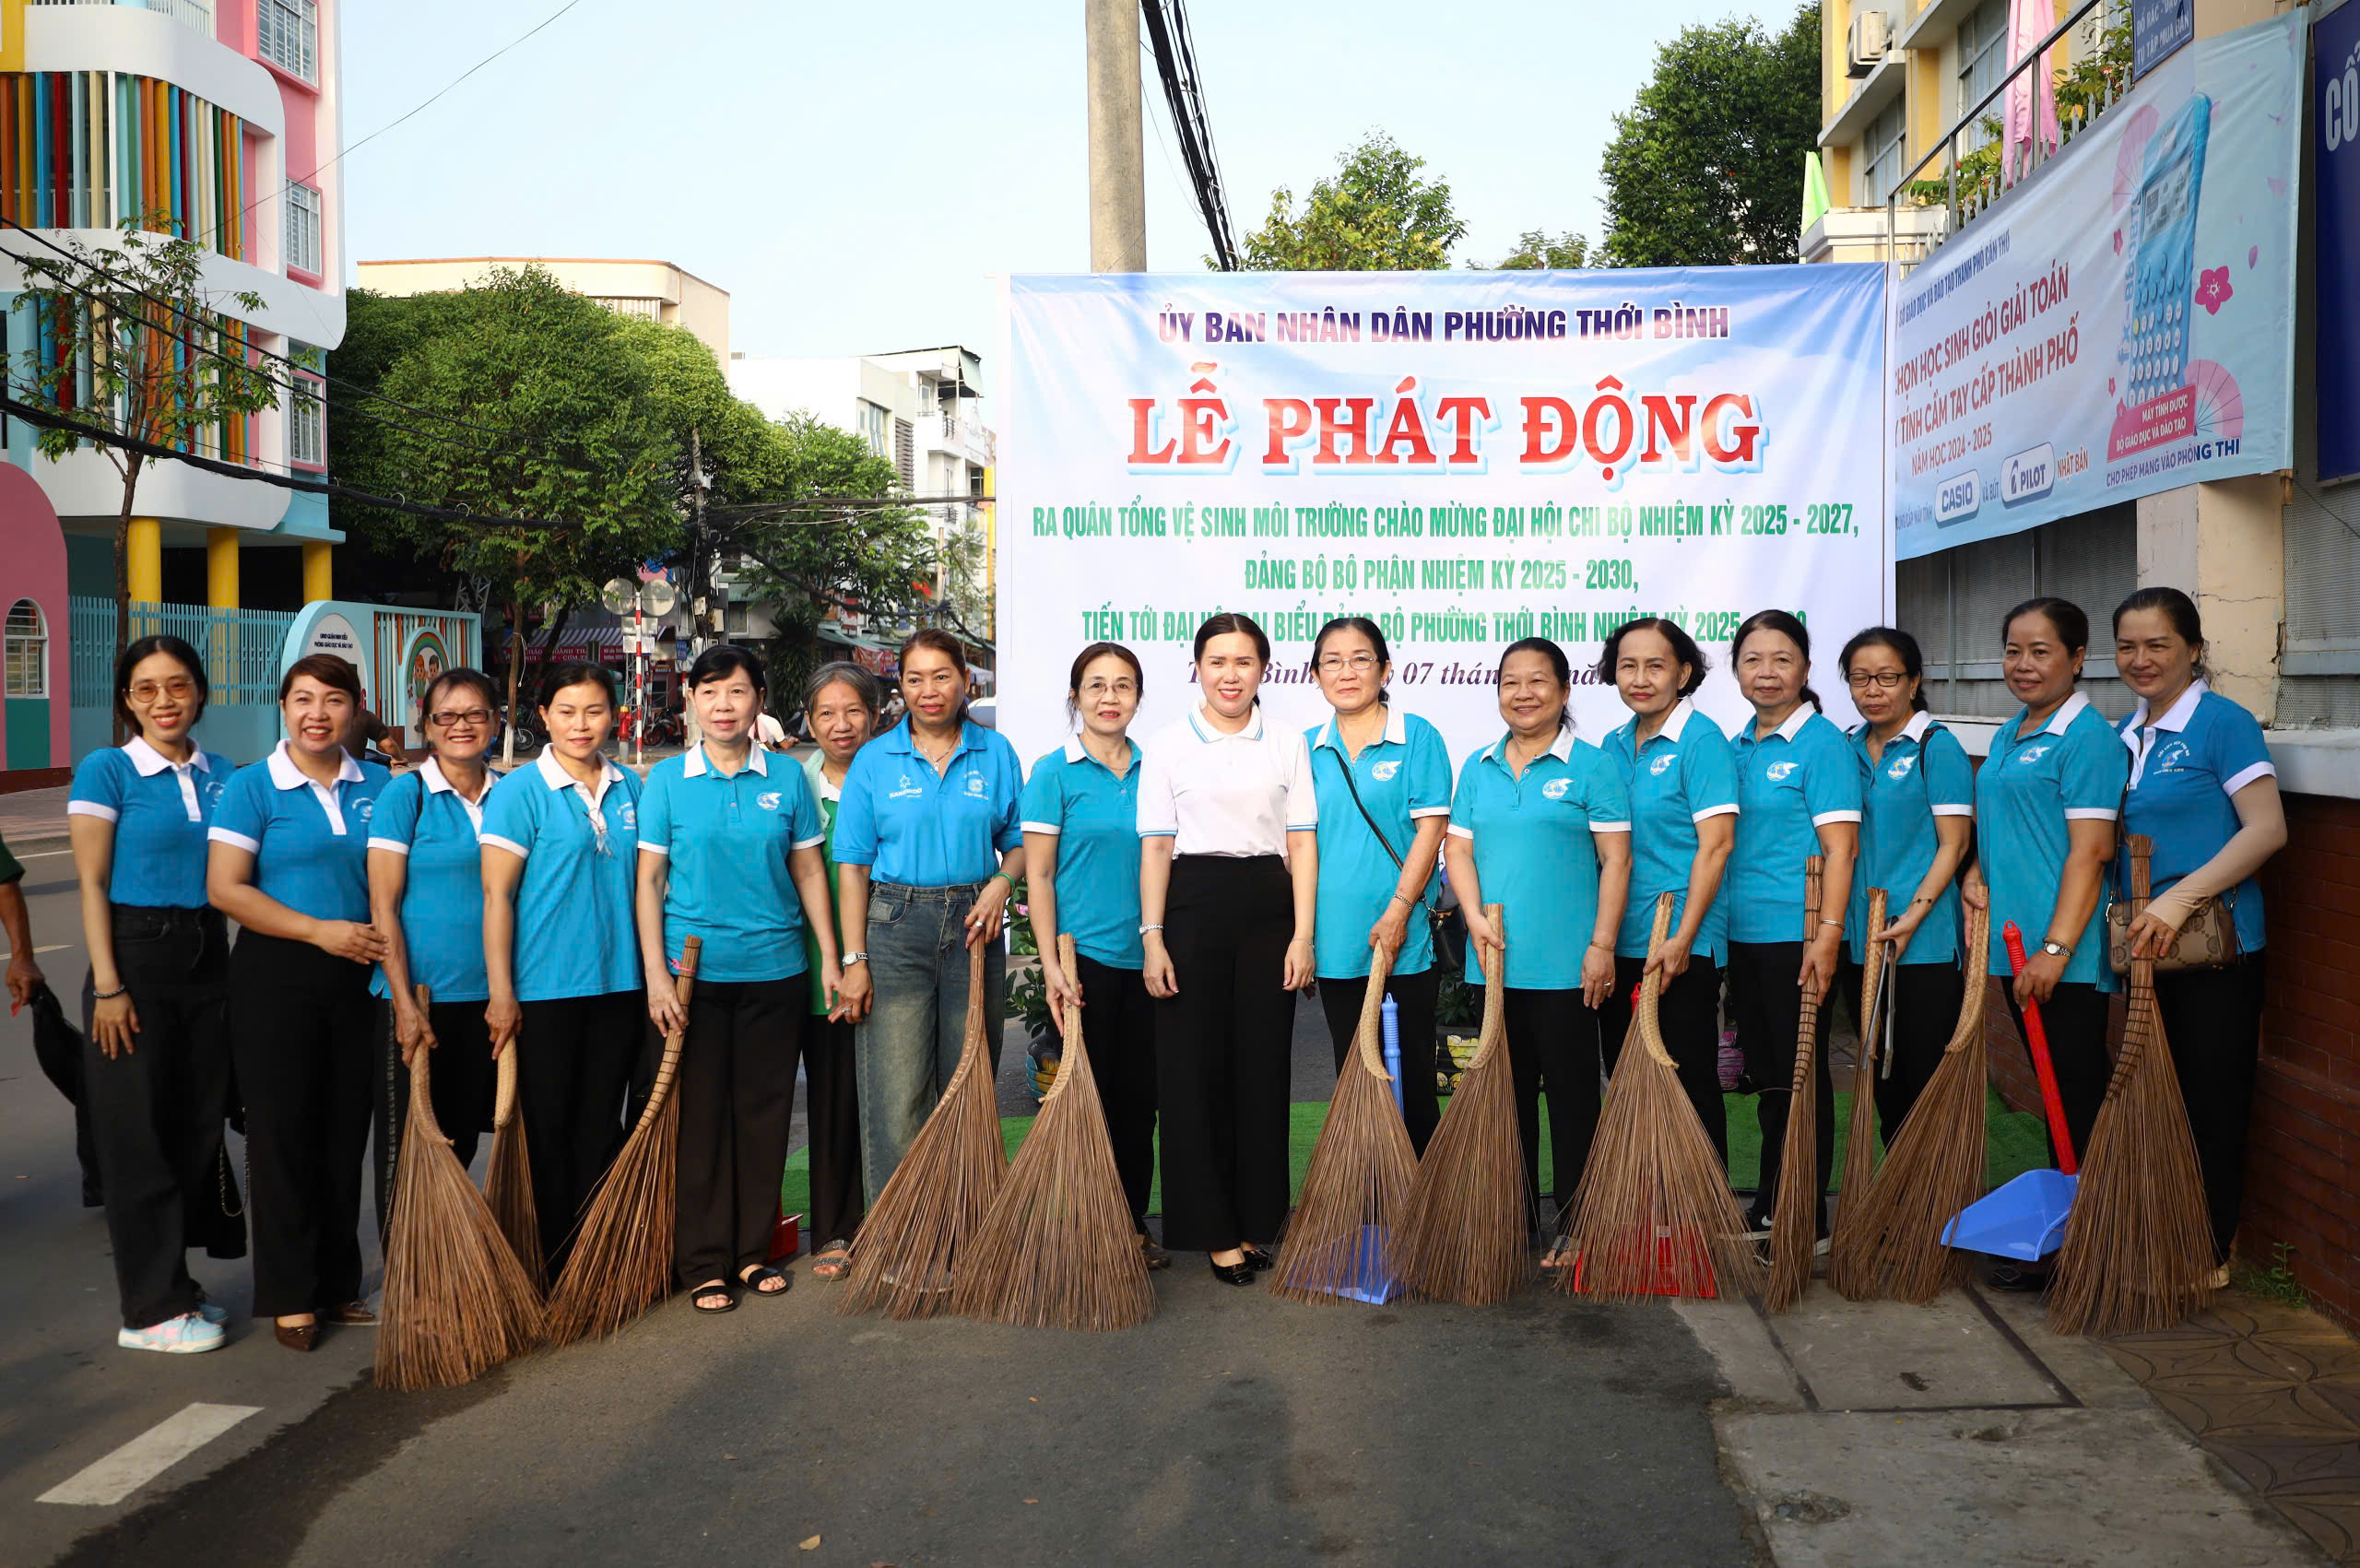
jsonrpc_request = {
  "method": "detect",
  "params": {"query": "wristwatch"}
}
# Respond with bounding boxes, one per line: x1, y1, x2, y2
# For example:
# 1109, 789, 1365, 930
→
2038, 939, 2072, 960
842, 951, 869, 966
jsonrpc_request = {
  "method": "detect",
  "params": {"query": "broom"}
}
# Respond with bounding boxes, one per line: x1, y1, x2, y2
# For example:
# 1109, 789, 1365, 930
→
543, 936, 702, 1346
375, 985, 544, 1390
1826, 901, 1990, 1303
1269, 938, 1418, 1304
1764, 855, 1829, 1312
1394, 905, 1528, 1306
1835, 889, 1892, 1231
839, 942, 1008, 1320
2047, 835, 2218, 1336
1560, 893, 1765, 1302
484, 1043, 543, 1291
951, 935, 1154, 1329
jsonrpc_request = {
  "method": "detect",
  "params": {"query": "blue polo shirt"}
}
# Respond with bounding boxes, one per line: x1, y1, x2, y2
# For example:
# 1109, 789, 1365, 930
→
1447, 727, 1631, 990
480, 749, 643, 1001
638, 743, 826, 984
833, 718, 1023, 887
1728, 706, 1864, 945
1977, 690, 2128, 989
1304, 707, 1452, 979
1021, 737, 1148, 970
68, 737, 233, 909
366, 759, 498, 1004
2118, 680, 2273, 954
1845, 713, 1975, 967
1601, 700, 1739, 965
207, 743, 390, 923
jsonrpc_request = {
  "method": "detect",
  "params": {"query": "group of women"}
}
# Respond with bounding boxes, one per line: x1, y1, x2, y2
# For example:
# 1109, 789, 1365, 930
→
66, 581, 2285, 1351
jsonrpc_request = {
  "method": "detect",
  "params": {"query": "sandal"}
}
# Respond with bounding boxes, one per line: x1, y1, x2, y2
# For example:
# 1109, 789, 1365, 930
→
738, 1265, 788, 1299
690, 1279, 738, 1314
809, 1244, 853, 1282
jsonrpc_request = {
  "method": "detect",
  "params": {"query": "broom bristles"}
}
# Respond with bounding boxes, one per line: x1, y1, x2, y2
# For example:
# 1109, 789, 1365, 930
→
377, 1016, 544, 1390
543, 937, 702, 1346
1835, 890, 1891, 1232
952, 936, 1153, 1330
1270, 944, 1417, 1304
1765, 857, 1828, 1313
840, 944, 1009, 1320
1562, 893, 1764, 1303
2048, 836, 2217, 1336
1827, 902, 1991, 1303
1396, 904, 1528, 1306
484, 1046, 545, 1291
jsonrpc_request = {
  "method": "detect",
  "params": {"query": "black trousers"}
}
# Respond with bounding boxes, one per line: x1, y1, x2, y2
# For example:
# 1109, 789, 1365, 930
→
1500, 986, 1602, 1226
371, 998, 500, 1239
1075, 953, 1160, 1230
1599, 958, 1728, 1166
675, 977, 804, 1288
230, 932, 374, 1318
83, 905, 232, 1329
1318, 964, 1441, 1156
515, 990, 643, 1273
1835, 958, 1969, 1145
1154, 855, 1294, 1253
2154, 954, 2267, 1262
2001, 979, 2113, 1167
801, 1015, 866, 1249
1726, 940, 1834, 1228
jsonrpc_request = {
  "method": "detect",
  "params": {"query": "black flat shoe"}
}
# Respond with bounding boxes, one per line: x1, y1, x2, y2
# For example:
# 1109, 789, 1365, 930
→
1240, 1244, 1276, 1272
1208, 1259, 1256, 1286
1987, 1262, 2054, 1293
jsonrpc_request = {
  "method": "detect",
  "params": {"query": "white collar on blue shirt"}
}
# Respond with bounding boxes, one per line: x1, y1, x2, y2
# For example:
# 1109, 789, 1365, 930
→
1062, 733, 1139, 772
681, 741, 768, 779
266, 740, 363, 791
2032, 690, 2094, 738
1770, 703, 1813, 742
1312, 705, 1408, 753
125, 736, 211, 776
1481, 724, 1578, 766
1186, 701, 1267, 743
1657, 699, 1696, 746
534, 746, 625, 802
2121, 678, 2206, 744
1897, 709, 1934, 745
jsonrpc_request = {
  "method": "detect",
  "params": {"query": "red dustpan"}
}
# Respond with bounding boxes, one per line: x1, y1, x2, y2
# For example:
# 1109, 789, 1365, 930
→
1941, 922, 2078, 1261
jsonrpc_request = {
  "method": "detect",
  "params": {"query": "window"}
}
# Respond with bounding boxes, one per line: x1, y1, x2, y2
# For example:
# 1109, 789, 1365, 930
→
258, 0, 318, 81
287, 377, 324, 468
5, 600, 47, 698
724, 603, 751, 636
857, 400, 889, 457
893, 418, 915, 489
1959, 0, 2010, 133
1861, 96, 1909, 207
284, 183, 322, 277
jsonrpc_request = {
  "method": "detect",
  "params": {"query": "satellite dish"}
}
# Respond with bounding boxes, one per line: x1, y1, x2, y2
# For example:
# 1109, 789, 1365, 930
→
599, 578, 638, 617
642, 579, 678, 617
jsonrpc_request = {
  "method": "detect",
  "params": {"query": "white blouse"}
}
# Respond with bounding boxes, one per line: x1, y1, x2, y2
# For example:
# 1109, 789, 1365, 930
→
1137, 702, 1318, 857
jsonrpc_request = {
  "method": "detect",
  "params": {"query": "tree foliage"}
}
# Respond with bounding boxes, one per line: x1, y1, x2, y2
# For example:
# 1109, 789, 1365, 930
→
1232, 132, 1467, 271
1598, 3, 1823, 267
1488, 229, 1592, 270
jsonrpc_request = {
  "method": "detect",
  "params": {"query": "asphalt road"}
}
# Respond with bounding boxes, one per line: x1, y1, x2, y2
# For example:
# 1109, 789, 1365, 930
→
2, 845, 1757, 1568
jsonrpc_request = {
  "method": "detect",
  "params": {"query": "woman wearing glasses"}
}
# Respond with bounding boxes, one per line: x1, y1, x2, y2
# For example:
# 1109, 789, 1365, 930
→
1837, 629, 1974, 1141
480, 663, 644, 1274
367, 670, 503, 1232
1304, 617, 1453, 1153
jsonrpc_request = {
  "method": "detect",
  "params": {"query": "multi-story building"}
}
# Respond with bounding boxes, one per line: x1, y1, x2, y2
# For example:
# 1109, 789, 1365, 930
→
356, 255, 731, 363
0, 0, 348, 781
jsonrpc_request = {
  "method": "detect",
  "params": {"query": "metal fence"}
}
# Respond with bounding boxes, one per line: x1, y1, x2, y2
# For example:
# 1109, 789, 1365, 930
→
69, 598, 295, 707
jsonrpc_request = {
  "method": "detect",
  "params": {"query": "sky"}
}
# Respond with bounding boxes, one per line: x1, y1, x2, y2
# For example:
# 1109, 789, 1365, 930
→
342, 0, 1806, 376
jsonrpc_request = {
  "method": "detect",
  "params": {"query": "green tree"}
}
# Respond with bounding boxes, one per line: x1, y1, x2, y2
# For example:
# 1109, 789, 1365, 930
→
1233, 132, 1467, 271
1597, 3, 1822, 267
1488, 229, 1592, 270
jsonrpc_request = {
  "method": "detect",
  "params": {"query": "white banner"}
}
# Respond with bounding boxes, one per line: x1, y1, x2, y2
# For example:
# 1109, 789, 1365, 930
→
997, 267, 1891, 769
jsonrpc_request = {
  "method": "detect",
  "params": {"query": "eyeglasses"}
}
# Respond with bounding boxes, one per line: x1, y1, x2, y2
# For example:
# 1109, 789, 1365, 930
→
126, 678, 196, 702
1317, 654, 1378, 673
1846, 671, 1909, 690
429, 708, 493, 727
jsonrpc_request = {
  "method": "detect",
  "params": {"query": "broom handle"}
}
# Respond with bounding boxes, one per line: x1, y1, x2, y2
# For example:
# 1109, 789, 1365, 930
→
2001, 921, 2077, 1174
1637, 891, 1678, 1067
1794, 855, 1825, 1049
1946, 902, 1991, 1052
1858, 889, 1889, 1077
405, 984, 451, 1147
493, 1043, 518, 1129
627, 936, 702, 1138
2110, 833, 2160, 1087
942, 939, 990, 1095
1352, 938, 1398, 1079
1469, 903, 1506, 1070
1048, 934, 1084, 1104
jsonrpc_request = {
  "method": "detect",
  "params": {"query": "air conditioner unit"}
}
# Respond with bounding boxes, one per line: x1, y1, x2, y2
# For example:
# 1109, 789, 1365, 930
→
1847, 8, 1891, 77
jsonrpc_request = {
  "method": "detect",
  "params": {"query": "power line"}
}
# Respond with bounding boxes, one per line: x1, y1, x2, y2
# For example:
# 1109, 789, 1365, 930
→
1140, 0, 1238, 269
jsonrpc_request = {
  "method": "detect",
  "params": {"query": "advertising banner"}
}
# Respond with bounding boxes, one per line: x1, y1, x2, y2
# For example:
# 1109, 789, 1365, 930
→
1890, 10, 2304, 560
2318, 0, 2360, 484
997, 265, 1889, 768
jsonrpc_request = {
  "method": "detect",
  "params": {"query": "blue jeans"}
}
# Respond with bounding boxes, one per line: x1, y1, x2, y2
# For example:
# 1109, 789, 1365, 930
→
856, 880, 1006, 1197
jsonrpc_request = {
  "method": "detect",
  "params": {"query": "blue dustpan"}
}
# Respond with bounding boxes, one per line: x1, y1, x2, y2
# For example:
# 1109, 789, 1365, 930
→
1299, 1224, 1402, 1304
1941, 1170, 2080, 1261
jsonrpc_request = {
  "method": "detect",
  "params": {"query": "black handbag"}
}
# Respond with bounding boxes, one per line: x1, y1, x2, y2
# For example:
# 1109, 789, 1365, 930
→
1332, 758, 1463, 975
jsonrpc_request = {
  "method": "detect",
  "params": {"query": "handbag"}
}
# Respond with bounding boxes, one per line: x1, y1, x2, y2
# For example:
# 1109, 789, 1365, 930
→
1332, 754, 1463, 975
2106, 831, 2240, 973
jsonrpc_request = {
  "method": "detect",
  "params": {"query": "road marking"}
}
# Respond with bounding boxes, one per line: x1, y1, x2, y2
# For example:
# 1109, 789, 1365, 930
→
14, 849, 74, 858
36, 1403, 262, 1506
0, 946, 71, 959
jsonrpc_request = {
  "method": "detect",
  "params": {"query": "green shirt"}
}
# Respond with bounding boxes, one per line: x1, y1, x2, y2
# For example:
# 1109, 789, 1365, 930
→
803, 750, 842, 1016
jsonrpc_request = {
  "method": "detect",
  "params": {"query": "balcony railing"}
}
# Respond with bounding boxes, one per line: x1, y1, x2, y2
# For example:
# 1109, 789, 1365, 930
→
29, 0, 216, 37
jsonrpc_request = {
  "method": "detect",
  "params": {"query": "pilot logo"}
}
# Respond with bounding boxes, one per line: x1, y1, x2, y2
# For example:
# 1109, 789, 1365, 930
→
757, 791, 783, 811
1765, 760, 1799, 782
2018, 744, 2052, 766
1650, 753, 1677, 776
1541, 778, 1573, 800
1372, 760, 1401, 782
1887, 755, 1918, 780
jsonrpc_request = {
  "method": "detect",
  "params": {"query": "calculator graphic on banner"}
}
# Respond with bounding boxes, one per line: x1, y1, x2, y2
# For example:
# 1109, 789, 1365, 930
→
2121, 95, 2212, 405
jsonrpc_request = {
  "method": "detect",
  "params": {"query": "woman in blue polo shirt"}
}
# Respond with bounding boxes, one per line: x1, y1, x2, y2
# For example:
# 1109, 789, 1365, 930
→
1305, 617, 1454, 1154
832, 628, 1024, 1199
2113, 587, 2286, 1274
366, 667, 502, 1235
207, 654, 391, 1352
1595, 617, 1739, 1161
1964, 596, 2128, 1288
1836, 628, 1974, 1142
1021, 641, 1162, 1265
67, 635, 237, 1354
480, 662, 644, 1276
638, 646, 838, 1313
1445, 637, 1632, 1267
1726, 609, 1860, 1244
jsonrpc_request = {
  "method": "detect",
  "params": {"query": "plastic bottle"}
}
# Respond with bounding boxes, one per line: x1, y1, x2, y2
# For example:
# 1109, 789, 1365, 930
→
1381, 995, 1403, 1113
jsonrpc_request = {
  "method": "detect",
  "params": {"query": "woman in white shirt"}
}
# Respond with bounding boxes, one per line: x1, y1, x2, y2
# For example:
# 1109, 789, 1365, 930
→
1139, 613, 1319, 1286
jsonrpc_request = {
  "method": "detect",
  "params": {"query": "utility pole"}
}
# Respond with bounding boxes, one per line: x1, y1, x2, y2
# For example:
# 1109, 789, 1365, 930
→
1085, 0, 1147, 270
686, 424, 708, 751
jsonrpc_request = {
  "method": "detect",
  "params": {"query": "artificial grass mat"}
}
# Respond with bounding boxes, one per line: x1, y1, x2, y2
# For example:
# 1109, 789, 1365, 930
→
781, 1087, 2051, 1222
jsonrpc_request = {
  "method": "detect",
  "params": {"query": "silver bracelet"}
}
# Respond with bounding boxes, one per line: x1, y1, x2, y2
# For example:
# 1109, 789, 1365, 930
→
92, 983, 127, 1001
1139, 924, 1164, 936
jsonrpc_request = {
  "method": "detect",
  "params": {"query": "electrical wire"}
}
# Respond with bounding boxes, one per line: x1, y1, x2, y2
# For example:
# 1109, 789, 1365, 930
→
1140, 0, 1238, 269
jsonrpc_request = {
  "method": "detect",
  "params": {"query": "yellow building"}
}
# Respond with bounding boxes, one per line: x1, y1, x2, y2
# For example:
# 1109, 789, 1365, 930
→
356, 256, 732, 364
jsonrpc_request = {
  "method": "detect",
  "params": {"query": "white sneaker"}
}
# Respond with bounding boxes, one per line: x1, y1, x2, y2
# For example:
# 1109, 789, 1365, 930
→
118, 1313, 226, 1354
